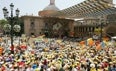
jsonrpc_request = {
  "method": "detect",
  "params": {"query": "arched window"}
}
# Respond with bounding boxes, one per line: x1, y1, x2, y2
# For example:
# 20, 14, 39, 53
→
31, 22, 35, 28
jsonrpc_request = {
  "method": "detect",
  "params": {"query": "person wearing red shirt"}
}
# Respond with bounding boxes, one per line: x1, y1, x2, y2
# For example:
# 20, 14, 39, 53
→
10, 45, 14, 54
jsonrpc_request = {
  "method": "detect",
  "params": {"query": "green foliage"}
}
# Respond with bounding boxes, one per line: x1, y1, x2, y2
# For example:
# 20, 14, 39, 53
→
0, 18, 24, 36
0, 19, 8, 28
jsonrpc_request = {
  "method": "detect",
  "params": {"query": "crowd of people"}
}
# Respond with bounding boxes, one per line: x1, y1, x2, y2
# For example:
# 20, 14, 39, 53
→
0, 35, 116, 71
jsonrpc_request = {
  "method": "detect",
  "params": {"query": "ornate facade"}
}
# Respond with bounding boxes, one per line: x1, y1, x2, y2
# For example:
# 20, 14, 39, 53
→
21, 0, 115, 38
21, 0, 74, 37
21, 16, 74, 37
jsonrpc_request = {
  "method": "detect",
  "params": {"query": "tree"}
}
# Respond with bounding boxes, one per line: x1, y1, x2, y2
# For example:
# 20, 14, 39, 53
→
0, 19, 8, 30
0, 19, 8, 34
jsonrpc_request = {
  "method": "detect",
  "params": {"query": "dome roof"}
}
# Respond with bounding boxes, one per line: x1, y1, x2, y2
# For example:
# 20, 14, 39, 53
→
43, 4, 60, 11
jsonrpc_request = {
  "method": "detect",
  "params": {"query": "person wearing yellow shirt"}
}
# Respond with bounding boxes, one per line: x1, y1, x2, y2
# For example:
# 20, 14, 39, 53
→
97, 67, 103, 71
90, 67, 97, 71
90, 64, 96, 71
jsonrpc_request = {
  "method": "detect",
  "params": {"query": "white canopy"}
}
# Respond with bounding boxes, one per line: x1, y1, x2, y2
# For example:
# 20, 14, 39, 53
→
111, 36, 116, 39
49, 0, 116, 18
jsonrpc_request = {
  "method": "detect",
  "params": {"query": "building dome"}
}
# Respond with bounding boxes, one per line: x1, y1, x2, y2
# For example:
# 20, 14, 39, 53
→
43, 0, 59, 11
39, 0, 60, 17
43, 4, 59, 11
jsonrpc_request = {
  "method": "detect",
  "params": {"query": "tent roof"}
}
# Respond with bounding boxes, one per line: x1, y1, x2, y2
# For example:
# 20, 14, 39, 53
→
49, 0, 116, 18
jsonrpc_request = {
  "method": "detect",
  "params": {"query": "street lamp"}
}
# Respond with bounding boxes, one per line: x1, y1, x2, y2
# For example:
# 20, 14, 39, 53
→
100, 16, 104, 42
3, 3, 21, 47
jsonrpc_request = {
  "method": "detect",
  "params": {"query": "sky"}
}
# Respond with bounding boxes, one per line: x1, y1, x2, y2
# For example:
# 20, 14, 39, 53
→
0, 0, 116, 19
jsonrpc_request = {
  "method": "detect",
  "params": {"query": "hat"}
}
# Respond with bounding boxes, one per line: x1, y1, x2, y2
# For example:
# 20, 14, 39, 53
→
109, 62, 113, 64
102, 59, 107, 62
90, 63, 95, 68
113, 61, 116, 64
94, 61, 98, 64
10, 68, 14, 71
35, 68, 40, 71
97, 64, 102, 67
9, 64, 12, 68
14, 63, 18, 67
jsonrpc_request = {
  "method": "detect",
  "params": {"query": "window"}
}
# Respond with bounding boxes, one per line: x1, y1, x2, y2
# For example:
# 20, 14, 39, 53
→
31, 22, 35, 28
30, 19, 35, 29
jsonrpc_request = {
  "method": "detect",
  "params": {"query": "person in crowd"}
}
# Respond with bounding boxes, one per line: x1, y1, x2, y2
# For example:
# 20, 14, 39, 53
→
0, 36, 115, 71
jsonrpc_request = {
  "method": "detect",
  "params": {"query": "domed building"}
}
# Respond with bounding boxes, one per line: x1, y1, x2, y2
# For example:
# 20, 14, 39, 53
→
39, 0, 60, 17
21, 0, 74, 37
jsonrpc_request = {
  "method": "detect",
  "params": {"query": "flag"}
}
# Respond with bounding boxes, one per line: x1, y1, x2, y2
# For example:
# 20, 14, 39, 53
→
80, 41, 85, 46
100, 42, 105, 48
95, 40, 100, 46
96, 44, 101, 50
87, 38, 94, 46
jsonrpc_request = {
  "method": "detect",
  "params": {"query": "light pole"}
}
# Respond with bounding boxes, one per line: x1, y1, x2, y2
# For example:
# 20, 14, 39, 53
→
100, 16, 104, 42
3, 3, 21, 47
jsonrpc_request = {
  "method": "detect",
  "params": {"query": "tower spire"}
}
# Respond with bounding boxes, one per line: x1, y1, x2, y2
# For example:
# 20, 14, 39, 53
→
50, 0, 55, 5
